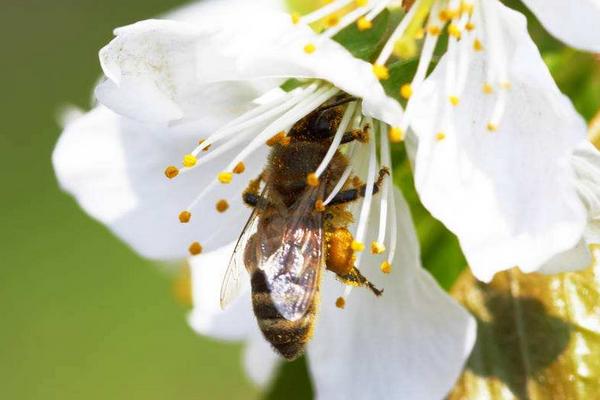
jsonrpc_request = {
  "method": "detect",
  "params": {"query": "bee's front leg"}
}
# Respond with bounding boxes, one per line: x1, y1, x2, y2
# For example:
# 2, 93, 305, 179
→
242, 174, 271, 209
327, 167, 390, 206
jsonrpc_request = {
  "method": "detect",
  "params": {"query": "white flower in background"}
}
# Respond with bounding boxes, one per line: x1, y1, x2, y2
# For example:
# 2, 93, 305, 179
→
53, 0, 475, 399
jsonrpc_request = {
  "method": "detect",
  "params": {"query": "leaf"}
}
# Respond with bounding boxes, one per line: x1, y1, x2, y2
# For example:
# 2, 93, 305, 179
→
449, 262, 600, 400
263, 356, 313, 400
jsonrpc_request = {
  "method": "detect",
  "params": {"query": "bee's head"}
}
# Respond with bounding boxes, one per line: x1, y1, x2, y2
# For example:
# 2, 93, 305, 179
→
289, 106, 343, 141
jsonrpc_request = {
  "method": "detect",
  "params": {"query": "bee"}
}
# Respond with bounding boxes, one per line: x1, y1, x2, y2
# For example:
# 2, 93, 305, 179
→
220, 95, 388, 360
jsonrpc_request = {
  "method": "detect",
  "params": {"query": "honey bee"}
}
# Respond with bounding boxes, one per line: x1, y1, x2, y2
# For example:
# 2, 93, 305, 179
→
220, 95, 388, 360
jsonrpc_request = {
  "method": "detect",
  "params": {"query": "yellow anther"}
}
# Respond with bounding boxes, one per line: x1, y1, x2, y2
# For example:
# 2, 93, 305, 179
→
188, 241, 203, 256
371, 241, 386, 254
482, 83, 494, 94
380, 261, 392, 274
291, 12, 301, 24
233, 162, 246, 174
183, 154, 197, 168
216, 199, 229, 213
435, 132, 446, 141
164, 166, 179, 179
357, 17, 373, 31
487, 122, 498, 132
400, 84, 413, 99
304, 43, 316, 54
325, 14, 340, 27
315, 199, 325, 212
473, 38, 483, 51
448, 24, 462, 40
355, 0, 367, 6
179, 211, 191, 223
461, 1, 474, 15
394, 37, 417, 59
439, 9, 452, 21
414, 28, 425, 40
335, 297, 346, 309
306, 172, 320, 187
500, 81, 512, 90
465, 21, 475, 31
351, 240, 365, 252
449, 95, 460, 106
218, 172, 233, 184
197, 139, 211, 152
389, 127, 405, 143
372, 64, 390, 80
427, 25, 441, 36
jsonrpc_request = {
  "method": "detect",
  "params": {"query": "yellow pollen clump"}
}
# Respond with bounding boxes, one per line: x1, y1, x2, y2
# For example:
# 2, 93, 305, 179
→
482, 83, 494, 94
372, 64, 390, 80
400, 84, 413, 99
439, 9, 452, 22
218, 172, 233, 184
435, 132, 446, 141
461, 1, 474, 15
233, 162, 246, 174
183, 154, 197, 168
266, 131, 286, 146
473, 38, 483, 51
304, 43, 316, 54
179, 211, 191, 223
325, 14, 339, 27
500, 81, 512, 90
380, 261, 392, 274
351, 240, 365, 252
487, 122, 498, 132
389, 127, 405, 143
415, 28, 425, 40
357, 16, 372, 31
164, 166, 179, 179
189, 241, 203, 256
427, 25, 441, 36
465, 21, 475, 31
355, 0, 367, 6
371, 241, 386, 254
449, 95, 460, 106
291, 12, 301, 24
315, 199, 325, 212
306, 172, 320, 187
216, 199, 229, 213
448, 24, 462, 40
335, 297, 346, 309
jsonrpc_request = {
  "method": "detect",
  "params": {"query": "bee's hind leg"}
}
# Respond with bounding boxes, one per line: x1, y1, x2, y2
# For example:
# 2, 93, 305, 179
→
327, 167, 390, 206
242, 174, 271, 209
335, 267, 383, 297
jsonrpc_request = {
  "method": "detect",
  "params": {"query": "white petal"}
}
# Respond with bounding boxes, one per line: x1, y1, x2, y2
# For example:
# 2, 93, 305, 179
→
520, 0, 600, 52
188, 244, 255, 340
96, 13, 402, 126
52, 105, 268, 260
307, 188, 475, 400
242, 331, 281, 388
539, 239, 592, 274
410, 2, 588, 281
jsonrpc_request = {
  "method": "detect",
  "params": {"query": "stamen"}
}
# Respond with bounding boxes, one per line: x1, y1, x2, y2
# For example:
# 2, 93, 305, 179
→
307, 173, 320, 187
375, 123, 392, 249
371, 241, 386, 254
233, 162, 246, 174
315, 102, 357, 177
300, 0, 354, 25
183, 154, 197, 168
218, 172, 233, 184
400, 84, 413, 99
164, 166, 179, 179
323, 145, 356, 205
179, 211, 191, 223
188, 241, 203, 256
375, 0, 421, 65
389, 126, 405, 143
335, 296, 346, 309
380, 261, 392, 273
351, 240, 365, 252
435, 132, 446, 141
304, 43, 317, 54
216, 200, 229, 213
357, 16, 373, 30
372, 64, 390, 80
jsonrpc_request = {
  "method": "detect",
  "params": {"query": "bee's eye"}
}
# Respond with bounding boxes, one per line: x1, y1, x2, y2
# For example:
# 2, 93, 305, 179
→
310, 111, 334, 138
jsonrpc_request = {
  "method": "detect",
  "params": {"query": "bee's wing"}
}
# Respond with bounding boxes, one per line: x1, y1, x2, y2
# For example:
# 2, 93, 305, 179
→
257, 187, 324, 321
219, 203, 260, 310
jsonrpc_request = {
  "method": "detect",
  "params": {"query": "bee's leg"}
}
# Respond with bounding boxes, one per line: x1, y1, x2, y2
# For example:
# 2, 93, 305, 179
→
242, 174, 270, 209
334, 267, 383, 297
340, 126, 369, 144
327, 167, 390, 206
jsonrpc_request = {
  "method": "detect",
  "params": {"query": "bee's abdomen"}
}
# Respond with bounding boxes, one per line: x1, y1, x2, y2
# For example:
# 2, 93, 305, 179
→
251, 271, 316, 361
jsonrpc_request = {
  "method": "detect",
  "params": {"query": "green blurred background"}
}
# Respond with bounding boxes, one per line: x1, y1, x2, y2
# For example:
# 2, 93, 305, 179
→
0, 0, 598, 399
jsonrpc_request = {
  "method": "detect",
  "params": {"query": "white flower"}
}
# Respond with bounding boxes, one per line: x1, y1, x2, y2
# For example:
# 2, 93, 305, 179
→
53, 1, 475, 399
280, 0, 600, 282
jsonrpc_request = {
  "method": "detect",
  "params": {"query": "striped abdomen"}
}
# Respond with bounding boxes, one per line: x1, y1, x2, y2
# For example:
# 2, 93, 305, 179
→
251, 270, 318, 361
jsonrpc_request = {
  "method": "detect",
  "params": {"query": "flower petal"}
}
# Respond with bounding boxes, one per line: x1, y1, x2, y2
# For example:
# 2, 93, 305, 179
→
242, 331, 281, 388
52, 105, 268, 260
96, 12, 402, 125
520, 0, 600, 52
307, 188, 475, 400
409, 2, 588, 281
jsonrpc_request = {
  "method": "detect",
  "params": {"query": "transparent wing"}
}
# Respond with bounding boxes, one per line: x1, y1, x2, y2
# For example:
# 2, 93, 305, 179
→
256, 186, 325, 321
219, 204, 260, 310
